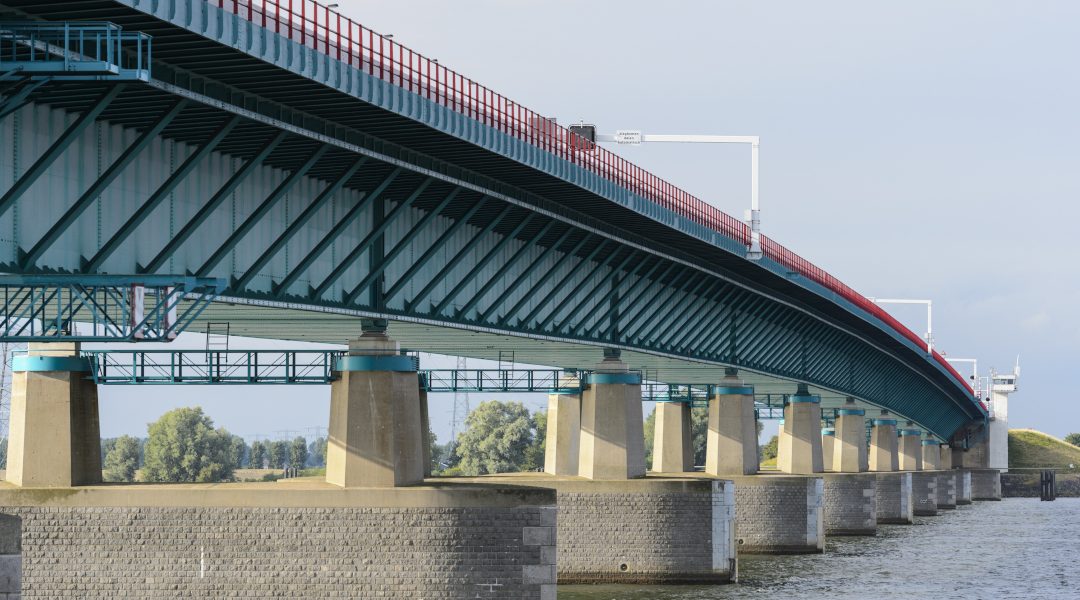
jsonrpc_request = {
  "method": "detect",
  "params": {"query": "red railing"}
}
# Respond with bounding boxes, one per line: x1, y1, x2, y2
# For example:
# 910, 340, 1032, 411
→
213, 0, 977, 403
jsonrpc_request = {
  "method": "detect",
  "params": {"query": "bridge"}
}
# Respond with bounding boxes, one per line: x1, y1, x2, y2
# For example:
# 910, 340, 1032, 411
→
0, 1, 1001, 597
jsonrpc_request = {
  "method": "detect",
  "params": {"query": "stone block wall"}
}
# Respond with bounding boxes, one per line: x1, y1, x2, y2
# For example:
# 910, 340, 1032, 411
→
875, 472, 913, 524
956, 470, 972, 504
971, 469, 1002, 500
553, 479, 735, 583
0, 505, 555, 599
936, 472, 957, 509
0, 514, 17, 600
822, 473, 876, 535
732, 476, 824, 554
911, 471, 939, 516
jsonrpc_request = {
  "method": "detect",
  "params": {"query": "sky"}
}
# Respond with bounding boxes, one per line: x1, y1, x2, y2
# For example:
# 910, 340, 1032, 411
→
73, 1, 1080, 443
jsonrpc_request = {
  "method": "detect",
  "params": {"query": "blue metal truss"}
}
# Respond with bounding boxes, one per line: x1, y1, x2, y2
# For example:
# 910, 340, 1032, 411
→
0, 21, 151, 81
0, 275, 223, 341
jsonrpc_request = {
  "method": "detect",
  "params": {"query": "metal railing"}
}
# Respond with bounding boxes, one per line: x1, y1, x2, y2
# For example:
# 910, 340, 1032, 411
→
421, 369, 579, 394
211, 1, 976, 403
83, 349, 340, 384
0, 21, 151, 80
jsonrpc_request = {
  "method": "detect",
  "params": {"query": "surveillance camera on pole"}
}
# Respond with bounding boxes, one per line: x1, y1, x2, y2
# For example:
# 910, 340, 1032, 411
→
569, 124, 762, 260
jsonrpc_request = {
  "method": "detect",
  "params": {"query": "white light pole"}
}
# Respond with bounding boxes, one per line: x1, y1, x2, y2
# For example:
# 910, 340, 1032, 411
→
594, 132, 762, 260
869, 298, 933, 355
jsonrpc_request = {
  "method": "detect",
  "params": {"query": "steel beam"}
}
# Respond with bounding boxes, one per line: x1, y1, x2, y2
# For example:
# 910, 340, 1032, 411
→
311, 177, 432, 301
515, 239, 610, 328
140, 130, 289, 274
383, 196, 489, 302
453, 219, 557, 319
534, 247, 629, 332
271, 168, 401, 298
196, 144, 329, 277
0, 84, 125, 219
343, 188, 462, 306
85, 115, 242, 273
564, 252, 651, 337
233, 158, 366, 293
0, 77, 50, 120
431, 213, 538, 317
477, 226, 575, 324
584, 259, 671, 339
496, 234, 592, 327
21, 99, 189, 269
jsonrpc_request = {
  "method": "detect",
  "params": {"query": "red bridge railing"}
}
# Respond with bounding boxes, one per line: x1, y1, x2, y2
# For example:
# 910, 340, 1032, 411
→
213, 0, 977, 402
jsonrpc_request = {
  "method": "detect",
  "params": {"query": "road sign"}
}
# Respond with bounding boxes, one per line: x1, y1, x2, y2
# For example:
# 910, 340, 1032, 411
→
614, 130, 642, 145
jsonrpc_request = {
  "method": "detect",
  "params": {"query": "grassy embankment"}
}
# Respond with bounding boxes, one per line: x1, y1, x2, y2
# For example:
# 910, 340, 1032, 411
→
1008, 429, 1080, 472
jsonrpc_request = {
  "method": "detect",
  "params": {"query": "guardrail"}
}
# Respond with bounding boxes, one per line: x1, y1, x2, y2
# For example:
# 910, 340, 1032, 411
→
0, 21, 151, 80
211, 1, 976, 404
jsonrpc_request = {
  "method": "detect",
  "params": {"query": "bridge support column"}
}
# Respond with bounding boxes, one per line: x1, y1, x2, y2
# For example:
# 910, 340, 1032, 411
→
869, 416, 899, 472
651, 402, 692, 473
898, 427, 923, 471
936, 470, 957, 509
922, 441, 941, 471
578, 350, 645, 480
544, 386, 581, 476
832, 403, 867, 472
705, 371, 757, 476
778, 385, 823, 475
5, 343, 100, 487
733, 475, 824, 554
326, 327, 424, 488
940, 444, 954, 470
875, 472, 914, 524
970, 468, 1002, 500
911, 471, 939, 515
822, 473, 877, 536
821, 428, 835, 468
419, 385, 432, 478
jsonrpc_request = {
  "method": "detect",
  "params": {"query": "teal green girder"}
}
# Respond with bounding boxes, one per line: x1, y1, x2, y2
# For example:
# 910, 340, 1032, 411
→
0, 0, 984, 440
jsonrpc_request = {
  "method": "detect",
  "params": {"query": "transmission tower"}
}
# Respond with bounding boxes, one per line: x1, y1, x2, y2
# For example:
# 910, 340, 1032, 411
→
450, 356, 470, 442
0, 343, 24, 455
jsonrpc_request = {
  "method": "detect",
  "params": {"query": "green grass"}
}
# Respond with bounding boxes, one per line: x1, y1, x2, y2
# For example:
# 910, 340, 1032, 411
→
1008, 429, 1080, 471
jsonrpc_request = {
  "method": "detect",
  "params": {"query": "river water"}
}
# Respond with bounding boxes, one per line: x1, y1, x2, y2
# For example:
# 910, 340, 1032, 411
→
560, 499, 1079, 600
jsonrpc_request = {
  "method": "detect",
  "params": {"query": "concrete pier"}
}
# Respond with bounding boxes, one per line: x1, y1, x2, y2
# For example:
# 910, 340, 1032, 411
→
956, 470, 973, 504
898, 428, 923, 471
832, 405, 867, 472
822, 473, 877, 536
733, 475, 824, 554
652, 402, 693, 473
578, 352, 645, 480
869, 417, 899, 472
922, 440, 941, 471
821, 428, 836, 469
911, 471, 939, 516
875, 472, 914, 524
705, 372, 758, 476
970, 468, 1003, 500
5, 343, 101, 488
544, 386, 581, 476
0, 483, 557, 599
540, 477, 736, 583
778, 386, 823, 475
326, 331, 424, 488
936, 471, 957, 509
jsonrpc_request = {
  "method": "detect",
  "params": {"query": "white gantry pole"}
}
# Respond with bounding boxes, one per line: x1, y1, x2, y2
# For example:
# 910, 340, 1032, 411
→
595, 133, 763, 259
869, 298, 933, 355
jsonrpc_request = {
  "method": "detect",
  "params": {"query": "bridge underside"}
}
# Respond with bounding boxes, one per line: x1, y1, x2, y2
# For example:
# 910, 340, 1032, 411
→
0, 1, 983, 440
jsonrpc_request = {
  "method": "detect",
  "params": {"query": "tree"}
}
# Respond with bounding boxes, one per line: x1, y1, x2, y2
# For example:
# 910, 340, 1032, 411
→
453, 400, 535, 476
644, 405, 709, 469
289, 436, 309, 469
249, 440, 268, 469
268, 440, 289, 469
103, 435, 141, 482
308, 437, 328, 467
141, 407, 236, 483
230, 436, 248, 470
1065, 433, 1080, 448
521, 410, 547, 472
761, 434, 779, 461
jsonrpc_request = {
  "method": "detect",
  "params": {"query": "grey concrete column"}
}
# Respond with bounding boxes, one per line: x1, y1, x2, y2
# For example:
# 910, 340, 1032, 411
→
733, 475, 824, 554
578, 351, 645, 480
875, 472, 914, 524
833, 405, 867, 473
921, 440, 941, 471
821, 427, 835, 470
652, 401, 693, 473
544, 373, 582, 476
869, 416, 899, 472
940, 444, 954, 470
911, 471, 939, 515
778, 385, 823, 475
961, 435, 990, 469
6, 342, 101, 487
898, 427, 923, 471
326, 331, 424, 488
704, 371, 758, 476
418, 383, 432, 478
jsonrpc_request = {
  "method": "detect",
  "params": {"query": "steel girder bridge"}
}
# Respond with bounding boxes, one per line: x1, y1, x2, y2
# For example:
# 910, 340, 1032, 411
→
0, 1, 985, 442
